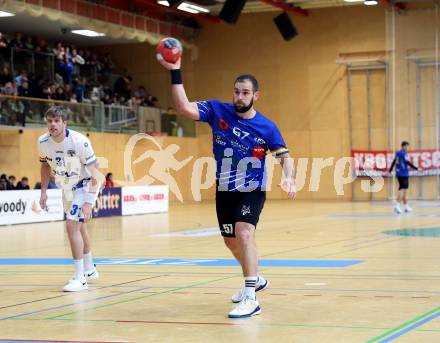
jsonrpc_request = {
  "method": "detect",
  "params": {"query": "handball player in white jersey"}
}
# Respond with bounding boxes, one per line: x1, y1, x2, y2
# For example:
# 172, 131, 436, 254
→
38, 106, 103, 292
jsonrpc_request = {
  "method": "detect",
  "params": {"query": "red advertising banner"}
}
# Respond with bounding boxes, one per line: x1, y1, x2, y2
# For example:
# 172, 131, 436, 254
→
351, 150, 440, 177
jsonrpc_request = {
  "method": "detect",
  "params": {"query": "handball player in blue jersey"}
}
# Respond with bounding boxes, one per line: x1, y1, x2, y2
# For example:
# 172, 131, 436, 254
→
389, 141, 418, 214
158, 56, 296, 318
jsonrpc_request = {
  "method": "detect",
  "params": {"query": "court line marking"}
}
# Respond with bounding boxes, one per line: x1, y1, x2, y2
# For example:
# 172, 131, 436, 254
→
0, 286, 151, 321
44, 273, 244, 320
3, 270, 440, 281
0, 340, 129, 343
318, 237, 406, 258
366, 306, 440, 343
11, 315, 440, 334
0, 275, 164, 311
10, 317, 391, 330
0, 258, 362, 268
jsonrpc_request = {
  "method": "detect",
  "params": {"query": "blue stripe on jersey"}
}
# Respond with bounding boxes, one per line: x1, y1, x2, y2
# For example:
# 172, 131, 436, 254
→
196, 99, 287, 191
39, 137, 49, 144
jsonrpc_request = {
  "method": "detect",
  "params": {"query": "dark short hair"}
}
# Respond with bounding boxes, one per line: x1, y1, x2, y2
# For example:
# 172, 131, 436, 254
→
45, 106, 68, 121
401, 141, 409, 147
234, 74, 259, 92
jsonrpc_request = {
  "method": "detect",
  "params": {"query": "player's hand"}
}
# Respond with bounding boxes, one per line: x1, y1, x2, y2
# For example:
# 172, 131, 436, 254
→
82, 203, 93, 223
156, 54, 181, 70
278, 179, 297, 200
39, 192, 48, 211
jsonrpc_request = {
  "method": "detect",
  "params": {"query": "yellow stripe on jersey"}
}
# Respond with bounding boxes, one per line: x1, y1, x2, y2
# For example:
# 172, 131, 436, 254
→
271, 147, 289, 156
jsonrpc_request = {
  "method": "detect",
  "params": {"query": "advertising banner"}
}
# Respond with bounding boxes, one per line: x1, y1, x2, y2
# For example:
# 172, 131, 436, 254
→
0, 189, 64, 225
352, 150, 440, 177
121, 185, 169, 215
92, 187, 122, 218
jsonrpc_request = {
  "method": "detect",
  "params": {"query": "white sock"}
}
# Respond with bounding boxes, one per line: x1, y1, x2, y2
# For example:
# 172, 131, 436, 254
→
244, 276, 257, 300
84, 251, 94, 271
73, 259, 85, 280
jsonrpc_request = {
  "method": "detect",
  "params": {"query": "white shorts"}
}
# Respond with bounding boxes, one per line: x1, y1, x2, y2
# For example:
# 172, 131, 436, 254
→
63, 184, 99, 222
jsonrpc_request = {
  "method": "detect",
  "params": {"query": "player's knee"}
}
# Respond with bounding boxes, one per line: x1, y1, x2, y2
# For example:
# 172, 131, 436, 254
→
235, 223, 253, 244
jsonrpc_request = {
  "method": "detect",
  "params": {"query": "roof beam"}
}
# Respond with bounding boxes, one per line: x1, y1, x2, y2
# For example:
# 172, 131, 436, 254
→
258, 0, 309, 17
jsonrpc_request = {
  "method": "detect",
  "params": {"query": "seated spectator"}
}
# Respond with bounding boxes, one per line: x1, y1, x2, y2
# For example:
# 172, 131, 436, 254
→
55, 86, 66, 101
113, 75, 132, 99
105, 173, 114, 188
15, 70, 28, 87
16, 177, 30, 190
0, 174, 9, 190
0, 66, 12, 87
9, 32, 24, 49
24, 36, 34, 50
17, 80, 29, 97
0, 32, 8, 61
34, 175, 57, 189
8, 175, 16, 190
35, 38, 49, 53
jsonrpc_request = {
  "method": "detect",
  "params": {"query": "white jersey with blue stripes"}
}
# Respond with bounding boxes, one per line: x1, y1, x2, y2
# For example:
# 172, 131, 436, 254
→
38, 129, 96, 190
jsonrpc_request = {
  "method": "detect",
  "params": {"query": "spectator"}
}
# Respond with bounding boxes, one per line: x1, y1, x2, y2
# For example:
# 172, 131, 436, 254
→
24, 36, 34, 50
15, 70, 28, 87
113, 75, 131, 98
0, 32, 8, 62
55, 86, 66, 101
34, 175, 57, 189
0, 174, 9, 190
8, 175, 16, 190
0, 66, 12, 87
35, 38, 49, 53
17, 80, 29, 97
9, 32, 24, 49
72, 78, 85, 102
16, 176, 30, 190
105, 173, 114, 188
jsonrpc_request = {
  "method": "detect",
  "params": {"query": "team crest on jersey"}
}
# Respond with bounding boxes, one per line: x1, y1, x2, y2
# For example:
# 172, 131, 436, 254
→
84, 142, 89, 147
252, 146, 265, 159
67, 149, 75, 157
254, 137, 266, 145
241, 205, 251, 216
219, 118, 229, 130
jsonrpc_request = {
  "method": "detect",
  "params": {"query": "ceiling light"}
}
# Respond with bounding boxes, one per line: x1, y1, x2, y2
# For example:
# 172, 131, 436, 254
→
0, 11, 15, 17
364, 0, 378, 5
157, 1, 209, 13
178, 3, 209, 13
72, 30, 105, 37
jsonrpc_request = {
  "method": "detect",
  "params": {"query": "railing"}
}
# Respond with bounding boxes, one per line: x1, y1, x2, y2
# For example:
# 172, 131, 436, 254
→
0, 94, 196, 137
0, 47, 110, 84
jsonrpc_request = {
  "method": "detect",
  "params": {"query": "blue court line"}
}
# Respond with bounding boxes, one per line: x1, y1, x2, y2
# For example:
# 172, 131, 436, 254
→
330, 213, 440, 218
378, 310, 440, 342
0, 258, 363, 268
0, 286, 149, 321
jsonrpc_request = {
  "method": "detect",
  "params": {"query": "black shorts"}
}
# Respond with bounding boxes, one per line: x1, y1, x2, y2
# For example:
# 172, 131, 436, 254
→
397, 176, 409, 190
215, 189, 266, 237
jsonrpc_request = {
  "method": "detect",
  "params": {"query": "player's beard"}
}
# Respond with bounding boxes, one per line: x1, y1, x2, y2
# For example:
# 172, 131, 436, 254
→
234, 98, 253, 114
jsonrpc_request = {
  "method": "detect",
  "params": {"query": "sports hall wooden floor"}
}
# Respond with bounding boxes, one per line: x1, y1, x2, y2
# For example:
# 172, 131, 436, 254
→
1, 200, 440, 343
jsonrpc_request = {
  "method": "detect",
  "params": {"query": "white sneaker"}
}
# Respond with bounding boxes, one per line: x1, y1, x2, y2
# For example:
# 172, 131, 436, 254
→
228, 297, 261, 318
394, 205, 402, 214
85, 266, 99, 282
231, 279, 269, 303
63, 277, 88, 292
405, 206, 413, 213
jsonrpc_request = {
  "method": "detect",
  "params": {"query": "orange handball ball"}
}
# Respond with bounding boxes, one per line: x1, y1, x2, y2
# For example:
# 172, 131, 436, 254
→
156, 37, 183, 63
